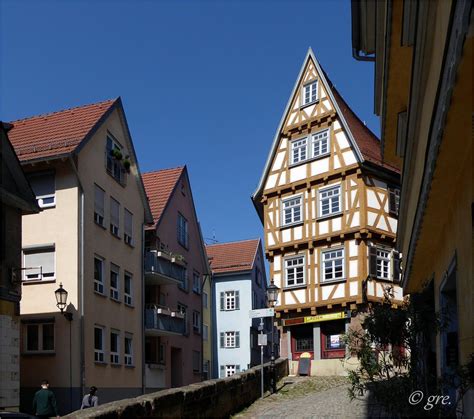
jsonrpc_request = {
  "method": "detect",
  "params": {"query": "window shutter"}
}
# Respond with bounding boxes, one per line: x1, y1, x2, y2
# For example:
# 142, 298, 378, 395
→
235, 291, 240, 310
236, 365, 240, 373
388, 188, 398, 216
94, 185, 105, 215
368, 246, 377, 277
220, 365, 225, 378
235, 331, 240, 348
220, 332, 225, 348
392, 251, 401, 282
124, 209, 133, 237
29, 172, 55, 197
111, 198, 120, 226
25, 249, 55, 276
220, 292, 225, 310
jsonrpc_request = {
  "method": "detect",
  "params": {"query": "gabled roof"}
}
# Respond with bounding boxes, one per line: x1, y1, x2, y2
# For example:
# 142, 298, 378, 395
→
206, 238, 260, 275
8, 99, 117, 162
142, 167, 185, 227
252, 48, 399, 207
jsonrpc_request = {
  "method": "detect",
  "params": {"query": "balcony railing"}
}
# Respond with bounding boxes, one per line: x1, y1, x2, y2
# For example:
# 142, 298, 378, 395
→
144, 251, 186, 286
145, 304, 185, 336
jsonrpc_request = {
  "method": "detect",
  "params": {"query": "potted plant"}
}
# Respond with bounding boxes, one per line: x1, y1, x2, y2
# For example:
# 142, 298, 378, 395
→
123, 159, 131, 173
111, 148, 123, 160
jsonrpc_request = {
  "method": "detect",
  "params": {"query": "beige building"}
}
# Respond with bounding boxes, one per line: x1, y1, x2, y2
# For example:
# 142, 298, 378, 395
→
8, 99, 153, 414
0, 123, 39, 411
352, 0, 472, 414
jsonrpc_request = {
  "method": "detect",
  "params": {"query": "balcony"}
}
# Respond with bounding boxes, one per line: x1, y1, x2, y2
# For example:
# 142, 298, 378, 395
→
145, 251, 186, 286
145, 304, 185, 336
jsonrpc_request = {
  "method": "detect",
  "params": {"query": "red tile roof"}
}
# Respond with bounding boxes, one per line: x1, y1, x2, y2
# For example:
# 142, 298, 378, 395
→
142, 167, 185, 227
206, 238, 260, 274
8, 99, 117, 162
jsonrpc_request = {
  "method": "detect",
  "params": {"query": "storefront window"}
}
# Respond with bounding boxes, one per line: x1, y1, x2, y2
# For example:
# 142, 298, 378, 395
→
325, 333, 344, 350
296, 337, 313, 352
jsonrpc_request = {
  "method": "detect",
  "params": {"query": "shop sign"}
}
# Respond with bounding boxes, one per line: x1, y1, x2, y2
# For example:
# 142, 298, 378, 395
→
282, 311, 348, 326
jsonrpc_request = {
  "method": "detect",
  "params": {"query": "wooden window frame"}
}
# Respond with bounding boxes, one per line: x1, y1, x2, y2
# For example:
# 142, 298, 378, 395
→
301, 80, 318, 107
284, 255, 306, 288
318, 184, 342, 219
321, 247, 345, 284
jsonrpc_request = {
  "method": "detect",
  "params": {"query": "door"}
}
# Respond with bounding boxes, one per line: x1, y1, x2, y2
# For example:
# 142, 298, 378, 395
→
170, 347, 182, 388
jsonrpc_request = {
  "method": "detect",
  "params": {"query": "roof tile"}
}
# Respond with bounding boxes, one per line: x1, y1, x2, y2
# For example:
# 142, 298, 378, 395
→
206, 238, 260, 274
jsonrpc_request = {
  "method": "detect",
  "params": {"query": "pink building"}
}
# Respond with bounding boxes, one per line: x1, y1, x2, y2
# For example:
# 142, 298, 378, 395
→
142, 166, 209, 390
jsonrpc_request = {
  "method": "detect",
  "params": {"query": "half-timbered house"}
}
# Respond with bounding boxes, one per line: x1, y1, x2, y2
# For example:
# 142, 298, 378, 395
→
252, 49, 403, 375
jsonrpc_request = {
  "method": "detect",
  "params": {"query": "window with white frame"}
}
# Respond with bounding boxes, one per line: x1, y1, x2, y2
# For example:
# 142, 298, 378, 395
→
290, 138, 307, 165
124, 272, 133, 305
27, 172, 55, 208
177, 213, 188, 248
221, 364, 240, 377
94, 184, 105, 227
124, 334, 133, 366
285, 256, 305, 287
23, 247, 55, 281
94, 256, 105, 294
192, 310, 201, 333
311, 130, 329, 158
220, 331, 240, 348
302, 80, 318, 105
376, 248, 391, 280
192, 350, 201, 373
110, 198, 120, 237
24, 322, 54, 353
322, 248, 345, 283
282, 195, 302, 226
203, 324, 209, 341
124, 209, 133, 245
319, 185, 341, 217
94, 326, 105, 363
192, 271, 201, 294
110, 330, 120, 364
220, 290, 240, 311
110, 263, 120, 301
388, 187, 401, 216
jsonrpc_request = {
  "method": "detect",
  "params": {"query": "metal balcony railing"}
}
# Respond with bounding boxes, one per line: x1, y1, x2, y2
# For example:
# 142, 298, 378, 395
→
144, 251, 186, 286
145, 304, 185, 336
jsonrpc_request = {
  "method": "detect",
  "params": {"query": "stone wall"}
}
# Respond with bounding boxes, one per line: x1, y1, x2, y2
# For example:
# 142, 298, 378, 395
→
65, 358, 288, 418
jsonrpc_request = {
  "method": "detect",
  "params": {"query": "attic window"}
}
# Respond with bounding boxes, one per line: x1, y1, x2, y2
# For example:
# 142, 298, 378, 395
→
302, 80, 318, 106
27, 171, 55, 209
106, 135, 126, 185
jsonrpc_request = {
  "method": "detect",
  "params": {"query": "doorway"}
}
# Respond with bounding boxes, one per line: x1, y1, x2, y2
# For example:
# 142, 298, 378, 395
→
170, 347, 182, 388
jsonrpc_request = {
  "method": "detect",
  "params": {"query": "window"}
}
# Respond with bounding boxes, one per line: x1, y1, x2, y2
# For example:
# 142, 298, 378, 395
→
178, 267, 188, 292
291, 138, 307, 165
124, 272, 133, 305
311, 130, 329, 158
192, 310, 201, 333
27, 172, 55, 208
94, 256, 105, 294
322, 248, 345, 283
124, 334, 133, 366
192, 350, 201, 373
192, 271, 201, 294
220, 331, 240, 348
177, 303, 188, 334
220, 290, 240, 311
23, 247, 55, 281
285, 256, 305, 287
302, 80, 318, 105
221, 364, 240, 378
94, 184, 105, 227
94, 326, 105, 363
282, 195, 302, 226
388, 187, 400, 216
203, 324, 209, 341
319, 185, 341, 217
124, 209, 133, 245
110, 263, 120, 301
106, 136, 125, 184
177, 213, 188, 248
110, 330, 120, 364
296, 337, 313, 352
159, 342, 166, 364
110, 198, 120, 237
376, 248, 391, 280
203, 291, 208, 309
24, 322, 54, 353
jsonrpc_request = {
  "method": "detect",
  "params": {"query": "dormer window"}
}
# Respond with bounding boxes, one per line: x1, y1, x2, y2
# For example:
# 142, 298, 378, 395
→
302, 80, 318, 106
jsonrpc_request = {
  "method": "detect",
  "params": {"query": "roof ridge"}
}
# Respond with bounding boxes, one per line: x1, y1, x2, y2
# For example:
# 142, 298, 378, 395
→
206, 238, 260, 247
9, 98, 118, 124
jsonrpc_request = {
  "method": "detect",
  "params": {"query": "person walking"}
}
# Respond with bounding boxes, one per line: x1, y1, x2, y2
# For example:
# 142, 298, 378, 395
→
32, 380, 60, 419
80, 386, 98, 409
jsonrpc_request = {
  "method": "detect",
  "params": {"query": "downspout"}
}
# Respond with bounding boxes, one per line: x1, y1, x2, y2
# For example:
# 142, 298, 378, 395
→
68, 156, 85, 405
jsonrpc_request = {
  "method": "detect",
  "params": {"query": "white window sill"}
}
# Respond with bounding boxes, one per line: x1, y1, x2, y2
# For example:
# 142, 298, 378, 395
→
320, 278, 346, 285
283, 283, 307, 290
317, 212, 343, 222
289, 152, 331, 169
280, 221, 304, 230
94, 290, 107, 298
22, 279, 56, 285
300, 99, 319, 109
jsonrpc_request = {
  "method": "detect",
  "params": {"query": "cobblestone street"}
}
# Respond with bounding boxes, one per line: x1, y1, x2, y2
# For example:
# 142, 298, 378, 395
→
233, 376, 379, 419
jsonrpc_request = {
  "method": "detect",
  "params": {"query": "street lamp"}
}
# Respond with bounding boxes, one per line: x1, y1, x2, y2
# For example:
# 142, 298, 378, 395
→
266, 282, 279, 394
54, 283, 73, 412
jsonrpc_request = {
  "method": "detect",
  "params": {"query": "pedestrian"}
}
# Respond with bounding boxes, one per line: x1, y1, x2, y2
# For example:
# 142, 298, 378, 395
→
80, 386, 98, 409
32, 379, 60, 419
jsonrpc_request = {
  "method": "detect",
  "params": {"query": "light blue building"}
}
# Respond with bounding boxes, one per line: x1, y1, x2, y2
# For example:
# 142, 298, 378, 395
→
206, 239, 271, 378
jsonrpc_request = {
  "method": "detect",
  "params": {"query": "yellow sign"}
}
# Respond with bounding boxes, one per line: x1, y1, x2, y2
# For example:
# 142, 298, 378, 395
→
303, 311, 347, 324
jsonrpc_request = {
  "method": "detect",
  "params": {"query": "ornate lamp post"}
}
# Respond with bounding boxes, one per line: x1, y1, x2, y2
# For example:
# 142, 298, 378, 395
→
266, 282, 279, 394
54, 283, 73, 411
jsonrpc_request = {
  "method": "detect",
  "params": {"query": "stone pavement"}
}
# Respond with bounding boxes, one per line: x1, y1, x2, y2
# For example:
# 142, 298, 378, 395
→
233, 376, 383, 419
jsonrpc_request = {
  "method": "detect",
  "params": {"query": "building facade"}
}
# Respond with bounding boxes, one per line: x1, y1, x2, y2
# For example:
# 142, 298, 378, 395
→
351, 0, 473, 413
0, 123, 39, 411
207, 239, 270, 378
252, 49, 404, 376
8, 99, 153, 414
142, 167, 210, 390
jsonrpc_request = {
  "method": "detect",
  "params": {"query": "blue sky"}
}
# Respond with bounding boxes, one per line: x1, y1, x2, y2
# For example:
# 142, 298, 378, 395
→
1, 0, 377, 245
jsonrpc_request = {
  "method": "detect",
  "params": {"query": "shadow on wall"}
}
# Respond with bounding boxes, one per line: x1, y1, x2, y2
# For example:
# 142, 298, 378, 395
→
64, 358, 289, 418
